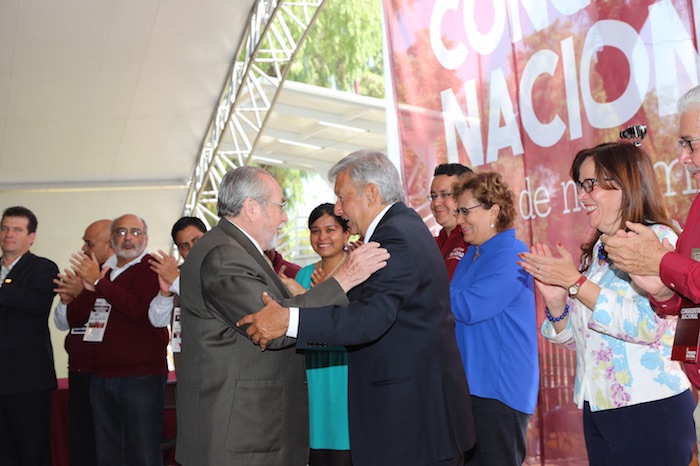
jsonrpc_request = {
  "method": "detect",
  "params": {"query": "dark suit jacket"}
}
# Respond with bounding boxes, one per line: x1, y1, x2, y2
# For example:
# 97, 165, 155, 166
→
297, 202, 476, 466
176, 219, 349, 466
0, 252, 59, 395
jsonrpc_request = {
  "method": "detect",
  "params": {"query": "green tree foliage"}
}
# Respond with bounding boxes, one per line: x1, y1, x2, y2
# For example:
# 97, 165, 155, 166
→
259, 164, 316, 261
263, 165, 314, 214
287, 0, 384, 97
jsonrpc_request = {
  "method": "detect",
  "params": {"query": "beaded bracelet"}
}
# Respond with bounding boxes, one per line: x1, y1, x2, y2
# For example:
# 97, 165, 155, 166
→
545, 304, 569, 323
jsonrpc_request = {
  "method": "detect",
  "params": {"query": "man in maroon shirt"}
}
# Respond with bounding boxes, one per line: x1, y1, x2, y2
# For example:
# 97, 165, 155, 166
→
603, 84, 700, 452
54, 219, 114, 466
429, 163, 473, 279
66, 214, 167, 466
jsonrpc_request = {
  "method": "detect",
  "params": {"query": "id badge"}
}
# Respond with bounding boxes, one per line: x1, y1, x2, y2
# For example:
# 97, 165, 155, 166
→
171, 306, 182, 353
83, 298, 112, 342
671, 306, 700, 363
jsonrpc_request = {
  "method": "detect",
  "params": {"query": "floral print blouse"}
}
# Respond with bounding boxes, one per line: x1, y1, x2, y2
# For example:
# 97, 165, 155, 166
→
541, 224, 691, 411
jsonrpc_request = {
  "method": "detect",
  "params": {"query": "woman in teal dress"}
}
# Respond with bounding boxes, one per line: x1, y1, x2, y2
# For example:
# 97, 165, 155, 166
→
290, 203, 352, 466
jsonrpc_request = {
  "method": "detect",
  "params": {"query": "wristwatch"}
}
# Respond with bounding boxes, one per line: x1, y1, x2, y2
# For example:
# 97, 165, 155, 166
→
568, 275, 587, 297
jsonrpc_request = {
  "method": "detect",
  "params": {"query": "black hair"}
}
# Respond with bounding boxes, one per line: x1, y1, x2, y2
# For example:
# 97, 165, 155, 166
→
433, 163, 473, 177
171, 216, 207, 243
308, 203, 348, 231
2, 206, 38, 233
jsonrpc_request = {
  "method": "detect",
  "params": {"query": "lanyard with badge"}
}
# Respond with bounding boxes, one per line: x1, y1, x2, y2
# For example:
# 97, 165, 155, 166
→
83, 297, 112, 342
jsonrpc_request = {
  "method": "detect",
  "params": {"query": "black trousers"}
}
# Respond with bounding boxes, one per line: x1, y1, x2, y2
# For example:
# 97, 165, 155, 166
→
69, 371, 97, 466
309, 449, 352, 466
464, 395, 530, 466
0, 389, 53, 466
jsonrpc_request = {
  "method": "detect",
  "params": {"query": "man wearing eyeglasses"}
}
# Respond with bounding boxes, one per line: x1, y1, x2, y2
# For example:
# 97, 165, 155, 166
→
238, 151, 476, 466
66, 214, 168, 466
175, 166, 389, 466
602, 84, 700, 453
429, 163, 473, 279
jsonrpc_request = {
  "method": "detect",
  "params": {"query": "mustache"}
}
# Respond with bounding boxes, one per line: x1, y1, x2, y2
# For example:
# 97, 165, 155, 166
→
687, 164, 700, 174
118, 240, 135, 248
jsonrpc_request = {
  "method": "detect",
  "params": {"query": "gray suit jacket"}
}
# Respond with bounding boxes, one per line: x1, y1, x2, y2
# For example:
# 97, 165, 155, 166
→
175, 219, 348, 466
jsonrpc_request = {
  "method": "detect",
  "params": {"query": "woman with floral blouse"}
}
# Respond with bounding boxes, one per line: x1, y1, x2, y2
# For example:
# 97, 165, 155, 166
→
519, 142, 695, 466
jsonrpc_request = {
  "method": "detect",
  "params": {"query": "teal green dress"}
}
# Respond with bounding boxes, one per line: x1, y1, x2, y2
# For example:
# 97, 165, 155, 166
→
296, 265, 351, 454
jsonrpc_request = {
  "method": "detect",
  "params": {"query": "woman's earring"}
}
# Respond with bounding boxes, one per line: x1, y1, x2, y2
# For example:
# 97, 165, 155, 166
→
490, 222, 495, 228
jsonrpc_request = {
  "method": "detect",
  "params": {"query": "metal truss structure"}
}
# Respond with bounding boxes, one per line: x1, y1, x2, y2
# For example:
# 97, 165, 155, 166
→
183, 0, 326, 227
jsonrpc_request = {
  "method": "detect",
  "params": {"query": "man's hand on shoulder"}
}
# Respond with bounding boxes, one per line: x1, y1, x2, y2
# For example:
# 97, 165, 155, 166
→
236, 292, 290, 351
601, 221, 672, 276
332, 241, 390, 292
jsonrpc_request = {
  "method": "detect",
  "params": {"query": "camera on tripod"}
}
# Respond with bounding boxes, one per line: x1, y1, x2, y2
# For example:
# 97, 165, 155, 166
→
619, 125, 647, 146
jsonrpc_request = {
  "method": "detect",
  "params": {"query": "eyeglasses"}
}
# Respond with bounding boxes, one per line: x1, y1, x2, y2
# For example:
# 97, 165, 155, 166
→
113, 228, 144, 237
427, 192, 452, 202
268, 199, 287, 210
575, 178, 602, 194
454, 204, 484, 217
678, 136, 700, 154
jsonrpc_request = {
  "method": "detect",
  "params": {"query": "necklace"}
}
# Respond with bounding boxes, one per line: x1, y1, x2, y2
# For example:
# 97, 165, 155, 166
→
473, 246, 481, 261
321, 252, 348, 278
597, 243, 608, 262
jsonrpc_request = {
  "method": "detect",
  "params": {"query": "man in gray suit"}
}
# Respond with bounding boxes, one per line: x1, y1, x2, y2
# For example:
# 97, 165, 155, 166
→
175, 166, 389, 466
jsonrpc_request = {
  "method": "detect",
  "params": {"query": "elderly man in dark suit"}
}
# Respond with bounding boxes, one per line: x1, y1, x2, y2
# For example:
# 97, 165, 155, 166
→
240, 150, 477, 466
0, 206, 59, 466
176, 166, 389, 466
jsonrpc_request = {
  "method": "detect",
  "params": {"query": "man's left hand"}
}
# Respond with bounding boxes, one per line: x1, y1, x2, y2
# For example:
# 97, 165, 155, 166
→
236, 292, 290, 351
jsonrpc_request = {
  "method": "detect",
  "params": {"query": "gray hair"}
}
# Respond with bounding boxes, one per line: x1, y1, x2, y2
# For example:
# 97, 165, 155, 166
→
218, 166, 272, 218
329, 150, 405, 204
111, 215, 148, 234
678, 85, 700, 114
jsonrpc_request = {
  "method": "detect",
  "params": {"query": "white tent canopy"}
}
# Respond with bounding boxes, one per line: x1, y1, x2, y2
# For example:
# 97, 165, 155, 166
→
0, 0, 386, 375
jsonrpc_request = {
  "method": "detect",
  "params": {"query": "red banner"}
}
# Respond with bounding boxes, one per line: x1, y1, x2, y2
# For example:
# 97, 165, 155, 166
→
383, 0, 699, 463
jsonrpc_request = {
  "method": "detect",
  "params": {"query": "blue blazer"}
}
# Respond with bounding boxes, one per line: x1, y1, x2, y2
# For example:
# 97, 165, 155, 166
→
0, 252, 58, 395
297, 202, 476, 466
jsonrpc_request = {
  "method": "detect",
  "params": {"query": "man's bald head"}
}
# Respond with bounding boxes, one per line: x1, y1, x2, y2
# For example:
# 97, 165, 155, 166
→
83, 219, 114, 265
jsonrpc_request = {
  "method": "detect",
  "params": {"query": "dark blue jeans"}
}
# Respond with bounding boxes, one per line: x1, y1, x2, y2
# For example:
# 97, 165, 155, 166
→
583, 390, 695, 466
464, 395, 530, 466
90, 374, 166, 466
